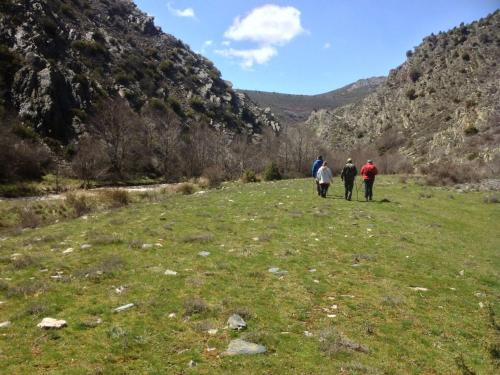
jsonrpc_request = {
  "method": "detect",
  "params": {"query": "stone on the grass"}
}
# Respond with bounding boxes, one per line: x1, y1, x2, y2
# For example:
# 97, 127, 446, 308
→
309, 268, 317, 273
198, 251, 210, 257
227, 314, 247, 330
0, 321, 11, 328
207, 329, 218, 335
268, 267, 287, 276
37, 318, 67, 329
164, 269, 178, 276
409, 287, 429, 291
80, 244, 92, 250
0, 301, 4, 306
113, 303, 135, 312
188, 360, 197, 368
142, 244, 153, 250
327, 314, 337, 318
479, 302, 485, 309
115, 286, 126, 294
168, 313, 176, 318
459, 270, 465, 276
222, 339, 267, 356
304, 331, 313, 337
63, 248, 74, 254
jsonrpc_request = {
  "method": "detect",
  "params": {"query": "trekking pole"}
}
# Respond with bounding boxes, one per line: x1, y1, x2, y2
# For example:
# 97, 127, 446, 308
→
355, 178, 359, 201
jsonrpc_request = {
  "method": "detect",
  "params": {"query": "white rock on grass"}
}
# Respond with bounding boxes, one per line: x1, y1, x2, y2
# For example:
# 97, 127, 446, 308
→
168, 313, 176, 319
37, 318, 67, 329
164, 270, 178, 276
113, 303, 135, 312
409, 287, 429, 292
304, 331, 313, 337
268, 267, 287, 276
80, 244, 92, 250
198, 251, 210, 257
142, 244, 153, 250
227, 314, 247, 330
207, 329, 218, 335
222, 339, 267, 356
0, 321, 11, 328
63, 248, 74, 254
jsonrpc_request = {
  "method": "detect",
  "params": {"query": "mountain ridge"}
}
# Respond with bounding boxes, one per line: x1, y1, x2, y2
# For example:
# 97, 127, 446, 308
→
239, 76, 385, 126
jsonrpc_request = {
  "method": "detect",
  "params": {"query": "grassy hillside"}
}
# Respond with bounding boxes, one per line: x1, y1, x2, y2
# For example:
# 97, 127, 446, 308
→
0, 177, 499, 374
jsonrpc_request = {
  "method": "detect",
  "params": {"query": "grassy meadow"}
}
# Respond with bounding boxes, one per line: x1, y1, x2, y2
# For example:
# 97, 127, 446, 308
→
0, 177, 499, 374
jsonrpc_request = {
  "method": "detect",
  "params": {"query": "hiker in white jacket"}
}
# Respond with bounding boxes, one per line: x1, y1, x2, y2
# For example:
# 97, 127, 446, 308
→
316, 161, 333, 198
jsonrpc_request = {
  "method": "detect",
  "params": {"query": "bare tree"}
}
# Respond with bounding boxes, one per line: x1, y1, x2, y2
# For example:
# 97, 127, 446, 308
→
87, 98, 143, 179
71, 134, 109, 188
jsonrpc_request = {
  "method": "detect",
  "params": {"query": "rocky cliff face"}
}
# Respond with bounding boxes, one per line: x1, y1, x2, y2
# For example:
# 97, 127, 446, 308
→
0, 0, 279, 142
307, 11, 500, 166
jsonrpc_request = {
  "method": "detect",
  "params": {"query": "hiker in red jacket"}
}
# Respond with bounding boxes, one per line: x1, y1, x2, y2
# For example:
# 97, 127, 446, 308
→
360, 160, 378, 201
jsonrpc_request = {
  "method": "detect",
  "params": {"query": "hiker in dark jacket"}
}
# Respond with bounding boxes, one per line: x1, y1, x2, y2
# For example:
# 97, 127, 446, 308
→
340, 158, 357, 201
311, 155, 323, 196
360, 160, 378, 201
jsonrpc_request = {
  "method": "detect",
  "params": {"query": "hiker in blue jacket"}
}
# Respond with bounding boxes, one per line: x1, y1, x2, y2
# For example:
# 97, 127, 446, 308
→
311, 155, 323, 196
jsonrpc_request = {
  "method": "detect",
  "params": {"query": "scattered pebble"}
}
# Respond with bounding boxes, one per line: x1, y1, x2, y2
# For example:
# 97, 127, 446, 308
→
155, 243, 163, 248
37, 318, 67, 329
327, 314, 337, 318
268, 267, 287, 275
168, 313, 176, 319
207, 329, 218, 335
304, 331, 313, 337
309, 268, 317, 273
313, 279, 320, 284
113, 303, 135, 313
142, 244, 153, 250
409, 287, 429, 291
188, 360, 197, 368
222, 339, 266, 356
115, 286, 126, 294
227, 314, 247, 330
459, 270, 465, 276
80, 244, 92, 250
63, 248, 74, 254
198, 251, 210, 257
0, 321, 11, 328
449, 287, 456, 291
475, 292, 486, 298
331, 304, 338, 310
164, 269, 178, 276
479, 302, 485, 309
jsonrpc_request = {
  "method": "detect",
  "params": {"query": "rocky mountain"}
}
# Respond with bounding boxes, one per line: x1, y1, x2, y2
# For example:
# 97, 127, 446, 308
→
307, 10, 500, 168
0, 0, 279, 144
240, 77, 385, 126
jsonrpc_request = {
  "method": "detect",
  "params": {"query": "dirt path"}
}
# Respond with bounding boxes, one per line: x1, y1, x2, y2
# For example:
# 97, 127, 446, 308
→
0, 183, 177, 203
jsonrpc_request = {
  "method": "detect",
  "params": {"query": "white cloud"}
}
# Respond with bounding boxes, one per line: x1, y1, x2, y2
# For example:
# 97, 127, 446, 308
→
215, 46, 277, 69
167, 3, 196, 18
323, 42, 331, 49
204, 40, 213, 47
218, 4, 305, 68
224, 4, 304, 45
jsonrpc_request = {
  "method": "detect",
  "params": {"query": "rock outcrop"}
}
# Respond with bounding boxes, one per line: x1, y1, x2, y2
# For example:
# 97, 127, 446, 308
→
307, 11, 500, 166
0, 0, 279, 143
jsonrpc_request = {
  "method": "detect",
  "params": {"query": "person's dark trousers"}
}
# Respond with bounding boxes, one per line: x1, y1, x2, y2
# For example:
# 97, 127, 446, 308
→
344, 179, 354, 200
364, 179, 375, 201
320, 183, 330, 198
315, 180, 321, 196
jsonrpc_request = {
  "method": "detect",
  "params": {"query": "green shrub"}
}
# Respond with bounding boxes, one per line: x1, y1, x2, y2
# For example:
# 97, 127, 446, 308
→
66, 192, 92, 217
175, 183, 196, 195
168, 97, 183, 116
159, 60, 174, 76
99, 189, 130, 207
263, 163, 281, 181
71, 40, 107, 58
189, 96, 205, 112
409, 67, 421, 83
464, 125, 479, 136
405, 88, 417, 100
242, 169, 258, 183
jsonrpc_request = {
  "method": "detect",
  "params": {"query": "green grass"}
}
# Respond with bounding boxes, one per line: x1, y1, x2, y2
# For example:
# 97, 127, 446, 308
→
0, 177, 498, 374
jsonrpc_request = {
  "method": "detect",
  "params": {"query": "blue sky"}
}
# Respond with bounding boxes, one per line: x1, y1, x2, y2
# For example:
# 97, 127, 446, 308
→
133, 1, 499, 94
